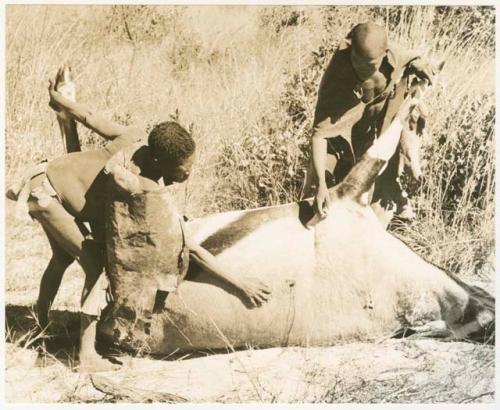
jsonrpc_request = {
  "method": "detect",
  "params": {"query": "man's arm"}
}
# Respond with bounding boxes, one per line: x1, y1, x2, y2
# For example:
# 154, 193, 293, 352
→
311, 136, 331, 217
186, 238, 271, 307
309, 48, 364, 217
48, 80, 140, 140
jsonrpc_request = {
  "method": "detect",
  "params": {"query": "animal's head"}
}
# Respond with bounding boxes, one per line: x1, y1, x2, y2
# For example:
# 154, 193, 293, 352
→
459, 282, 495, 343
400, 109, 425, 181
101, 171, 189, 350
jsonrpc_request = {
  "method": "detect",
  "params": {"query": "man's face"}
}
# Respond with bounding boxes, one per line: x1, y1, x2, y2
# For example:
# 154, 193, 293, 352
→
161, 153, 195, 185
350, 46, 386, 81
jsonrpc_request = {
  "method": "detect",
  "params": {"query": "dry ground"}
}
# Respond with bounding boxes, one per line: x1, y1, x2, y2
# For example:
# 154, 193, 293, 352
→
4, 339, 495, 404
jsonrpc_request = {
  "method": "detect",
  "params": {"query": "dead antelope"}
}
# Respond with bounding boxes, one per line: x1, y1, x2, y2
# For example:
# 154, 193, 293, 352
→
99, 95, 494, 354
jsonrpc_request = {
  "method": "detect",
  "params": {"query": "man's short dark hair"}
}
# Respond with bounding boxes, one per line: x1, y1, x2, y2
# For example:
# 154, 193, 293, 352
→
148, 121, 196, 164
348, 22, 387, 58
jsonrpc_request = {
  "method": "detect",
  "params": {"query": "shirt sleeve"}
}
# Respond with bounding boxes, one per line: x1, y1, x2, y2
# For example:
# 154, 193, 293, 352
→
312, 48, 363, 141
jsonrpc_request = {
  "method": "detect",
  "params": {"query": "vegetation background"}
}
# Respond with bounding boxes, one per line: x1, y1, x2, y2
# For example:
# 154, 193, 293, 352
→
4, 5, 495, 403
6, 5, 495, 277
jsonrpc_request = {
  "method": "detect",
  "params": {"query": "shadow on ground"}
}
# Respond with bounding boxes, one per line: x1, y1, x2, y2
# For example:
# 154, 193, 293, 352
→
5, 304, 80, 363
5, 304, 231, 367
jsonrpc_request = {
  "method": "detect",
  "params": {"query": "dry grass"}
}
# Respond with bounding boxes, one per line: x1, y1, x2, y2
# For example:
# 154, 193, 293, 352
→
5, 339, 494, 403
4, 4, 495, 404
5, 5, 495, 273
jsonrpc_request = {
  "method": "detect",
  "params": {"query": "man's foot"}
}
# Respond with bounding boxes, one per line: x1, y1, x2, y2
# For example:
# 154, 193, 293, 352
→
79, 352, 121, 373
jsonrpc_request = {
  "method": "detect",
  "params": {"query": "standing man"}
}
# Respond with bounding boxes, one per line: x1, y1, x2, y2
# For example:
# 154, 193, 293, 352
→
305, 22, 434, 223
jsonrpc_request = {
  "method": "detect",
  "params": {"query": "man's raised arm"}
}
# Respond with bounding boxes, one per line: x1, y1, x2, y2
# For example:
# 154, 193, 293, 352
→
48, 78, 140, 141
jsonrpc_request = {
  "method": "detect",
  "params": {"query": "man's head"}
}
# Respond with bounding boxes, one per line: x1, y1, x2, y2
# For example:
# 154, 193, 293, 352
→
148, 121, 196, 185
348, 23, 388, 81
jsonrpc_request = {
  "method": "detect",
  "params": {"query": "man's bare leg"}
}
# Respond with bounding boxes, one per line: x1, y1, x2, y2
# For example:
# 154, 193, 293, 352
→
29, 197, 118, 372
36, 233, 74, 330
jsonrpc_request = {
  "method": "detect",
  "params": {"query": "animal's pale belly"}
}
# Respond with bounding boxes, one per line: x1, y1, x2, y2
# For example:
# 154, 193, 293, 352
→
142, 208, 406, 354
147, 216, 319, 353
101, 203, 460, 354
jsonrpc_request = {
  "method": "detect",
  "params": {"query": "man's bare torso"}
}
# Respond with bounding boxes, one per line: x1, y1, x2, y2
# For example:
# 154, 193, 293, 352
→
43, 132, 161, 222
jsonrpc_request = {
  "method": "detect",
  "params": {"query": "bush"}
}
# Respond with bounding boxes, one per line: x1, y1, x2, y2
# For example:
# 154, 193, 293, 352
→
5, 5, 495, 276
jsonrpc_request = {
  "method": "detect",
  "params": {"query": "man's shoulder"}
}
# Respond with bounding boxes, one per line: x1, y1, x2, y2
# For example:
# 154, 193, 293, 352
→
327, 45, 353, 77
104, 128, 146, 156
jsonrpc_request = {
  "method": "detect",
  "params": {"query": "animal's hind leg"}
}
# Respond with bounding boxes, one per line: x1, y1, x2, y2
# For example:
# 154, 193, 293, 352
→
53, 66, 80, 153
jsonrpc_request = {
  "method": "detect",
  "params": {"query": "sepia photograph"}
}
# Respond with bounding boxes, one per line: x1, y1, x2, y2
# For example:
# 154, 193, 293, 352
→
3, 3, 496, 405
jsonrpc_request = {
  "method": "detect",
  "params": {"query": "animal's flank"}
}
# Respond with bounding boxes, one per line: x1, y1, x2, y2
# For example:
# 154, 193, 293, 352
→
99, 187, 495, 353
200, 203, 299, 255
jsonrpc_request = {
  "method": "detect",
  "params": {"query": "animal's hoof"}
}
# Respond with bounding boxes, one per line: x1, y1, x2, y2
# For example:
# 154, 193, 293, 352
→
5, 186, 20, 201
55, 65, 76, 102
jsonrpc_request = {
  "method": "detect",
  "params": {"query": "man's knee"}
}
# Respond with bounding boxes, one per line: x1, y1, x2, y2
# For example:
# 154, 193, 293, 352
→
28, 197, 61, 226
51, 251, 74, 270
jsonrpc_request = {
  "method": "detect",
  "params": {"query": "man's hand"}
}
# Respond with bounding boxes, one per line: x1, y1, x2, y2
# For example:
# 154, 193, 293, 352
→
48, 66, 76, 113
186, 240, 272, 307
237, 277, 272, 308
409, 59, 435, 85
48, 79, 61, 112
314, 183, 331, 218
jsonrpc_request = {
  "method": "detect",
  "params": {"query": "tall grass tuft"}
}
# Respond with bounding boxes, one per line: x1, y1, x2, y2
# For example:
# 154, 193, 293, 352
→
5, 5, 494, 277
